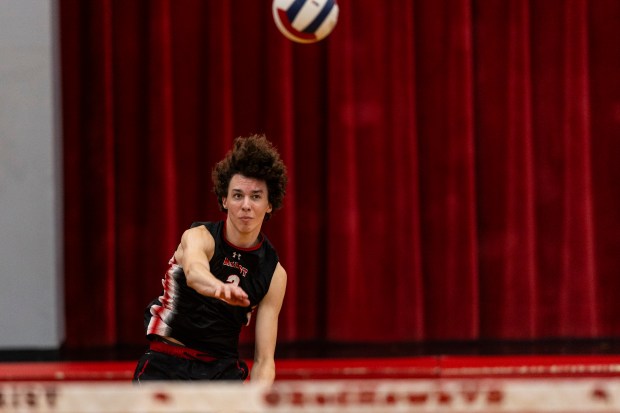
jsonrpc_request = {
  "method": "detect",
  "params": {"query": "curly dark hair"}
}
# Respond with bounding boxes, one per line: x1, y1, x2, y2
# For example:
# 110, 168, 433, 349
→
212, 134, 288, 221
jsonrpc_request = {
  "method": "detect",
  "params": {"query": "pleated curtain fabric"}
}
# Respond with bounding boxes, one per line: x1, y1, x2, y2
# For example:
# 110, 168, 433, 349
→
59, 0, 620, 347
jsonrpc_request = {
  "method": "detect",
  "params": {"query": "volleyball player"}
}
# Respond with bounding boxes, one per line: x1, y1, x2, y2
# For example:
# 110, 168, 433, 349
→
133, 134, 288, 384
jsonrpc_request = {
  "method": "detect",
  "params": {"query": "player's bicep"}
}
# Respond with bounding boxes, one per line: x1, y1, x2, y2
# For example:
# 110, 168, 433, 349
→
177, 226, 214, 274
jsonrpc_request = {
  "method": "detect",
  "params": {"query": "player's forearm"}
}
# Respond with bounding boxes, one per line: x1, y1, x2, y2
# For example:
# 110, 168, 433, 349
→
185, 262, 220, 296
250, 359, 276, 384
185, 262, 249, 306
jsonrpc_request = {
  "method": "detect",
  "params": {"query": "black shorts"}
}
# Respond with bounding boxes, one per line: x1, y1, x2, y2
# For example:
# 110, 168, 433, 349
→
133, 348, 249, 382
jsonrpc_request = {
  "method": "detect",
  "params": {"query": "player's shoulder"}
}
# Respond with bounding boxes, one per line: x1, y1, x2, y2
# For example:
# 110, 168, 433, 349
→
185, 223, 208, 235
187, 221, 221, 235
273, 262, 287, 278
259, 233, 279, 257
265, 262, 287, 299
182, 223, 215, 247
190, 220, 219, 231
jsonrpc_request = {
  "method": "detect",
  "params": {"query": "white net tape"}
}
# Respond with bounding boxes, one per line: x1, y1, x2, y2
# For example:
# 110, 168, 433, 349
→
2, 378, 620, 413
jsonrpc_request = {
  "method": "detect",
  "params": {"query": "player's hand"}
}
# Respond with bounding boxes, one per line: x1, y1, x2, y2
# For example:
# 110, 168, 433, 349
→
213, 282, 250, 307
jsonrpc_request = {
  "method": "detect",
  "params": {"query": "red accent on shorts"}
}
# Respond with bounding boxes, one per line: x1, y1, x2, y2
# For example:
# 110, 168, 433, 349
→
150, 340, 217, 362
137, 359, 150, 380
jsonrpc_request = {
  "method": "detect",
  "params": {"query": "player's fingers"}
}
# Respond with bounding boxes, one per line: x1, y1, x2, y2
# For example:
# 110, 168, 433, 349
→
235, 287, 248, 299
235, 296, 249, 306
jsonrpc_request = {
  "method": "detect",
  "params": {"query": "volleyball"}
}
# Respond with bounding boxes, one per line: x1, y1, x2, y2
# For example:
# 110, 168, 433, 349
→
272, 0, 339, 44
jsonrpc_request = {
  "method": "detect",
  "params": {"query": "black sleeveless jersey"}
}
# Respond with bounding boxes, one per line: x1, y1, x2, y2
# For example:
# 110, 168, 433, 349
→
145, 220, 279, 358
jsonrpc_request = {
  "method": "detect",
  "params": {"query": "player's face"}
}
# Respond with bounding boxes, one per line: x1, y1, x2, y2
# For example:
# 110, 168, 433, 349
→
222, 174, 272, 236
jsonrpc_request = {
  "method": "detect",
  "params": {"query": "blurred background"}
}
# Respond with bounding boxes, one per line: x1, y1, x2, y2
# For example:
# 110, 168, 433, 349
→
1, 0, 620, 361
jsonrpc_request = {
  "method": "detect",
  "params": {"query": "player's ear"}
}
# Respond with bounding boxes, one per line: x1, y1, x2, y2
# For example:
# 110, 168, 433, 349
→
222, 197, 228, 210
267, 203, 273, 214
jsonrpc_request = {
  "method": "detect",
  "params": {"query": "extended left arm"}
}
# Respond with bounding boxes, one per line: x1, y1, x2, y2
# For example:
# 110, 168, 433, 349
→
250, 263, 287, 384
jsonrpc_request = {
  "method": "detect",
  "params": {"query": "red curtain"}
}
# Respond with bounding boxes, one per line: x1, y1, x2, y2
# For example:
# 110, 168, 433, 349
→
59, 0, 620, 348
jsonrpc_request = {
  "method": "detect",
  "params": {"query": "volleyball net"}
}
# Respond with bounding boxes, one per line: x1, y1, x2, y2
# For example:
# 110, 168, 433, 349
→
3, 378, 620, 413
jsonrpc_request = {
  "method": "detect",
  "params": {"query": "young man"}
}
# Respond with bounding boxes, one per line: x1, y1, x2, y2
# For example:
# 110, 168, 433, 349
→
133, 134, 288, 384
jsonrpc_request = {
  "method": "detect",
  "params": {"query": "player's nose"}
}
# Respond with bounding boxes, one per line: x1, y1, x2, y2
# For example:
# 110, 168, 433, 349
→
242, 196, 251, 209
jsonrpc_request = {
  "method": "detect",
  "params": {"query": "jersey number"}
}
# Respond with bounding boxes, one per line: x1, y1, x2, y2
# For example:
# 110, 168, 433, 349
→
226, 274, 240, 287
227, 274, 251, 325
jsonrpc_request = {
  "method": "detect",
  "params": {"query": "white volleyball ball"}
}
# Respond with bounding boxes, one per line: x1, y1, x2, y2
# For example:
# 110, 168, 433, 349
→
272, 0, 339, 44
